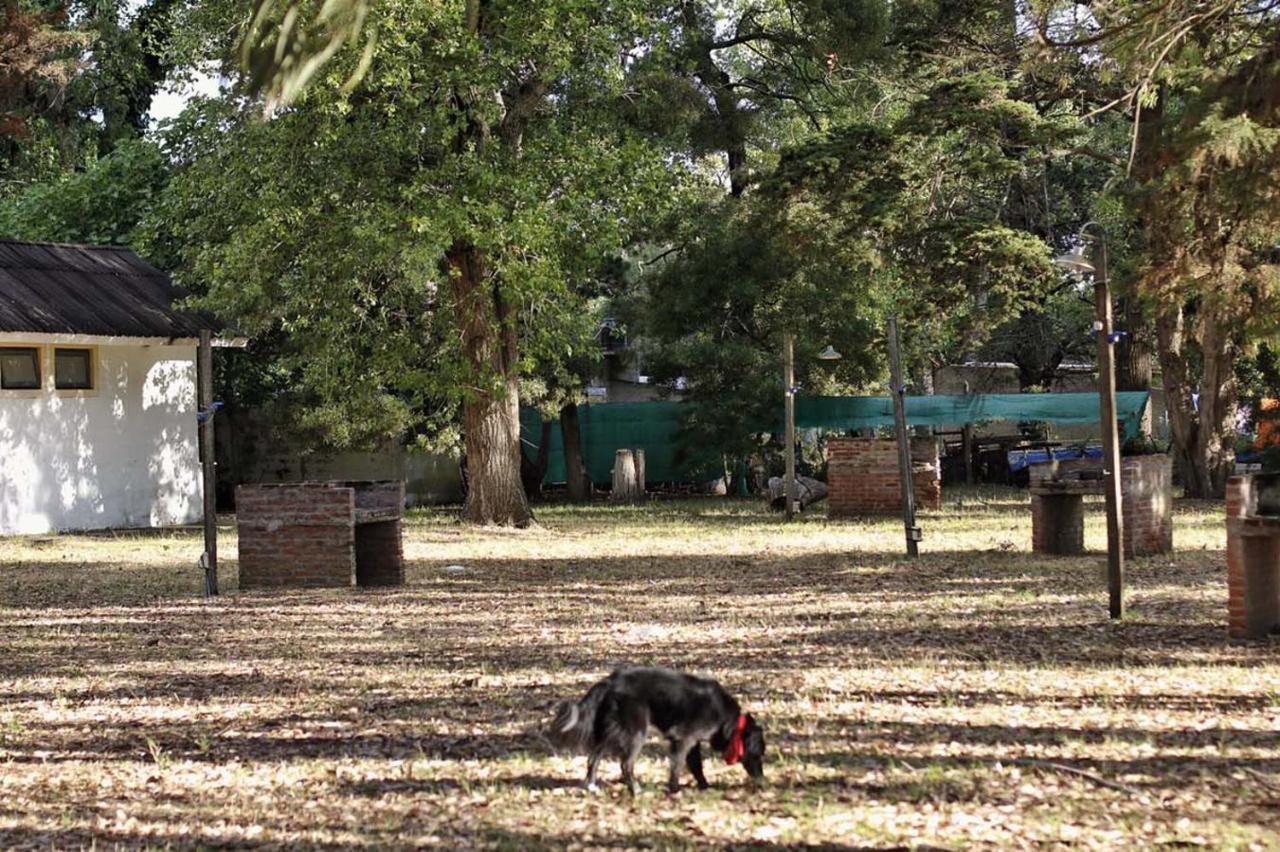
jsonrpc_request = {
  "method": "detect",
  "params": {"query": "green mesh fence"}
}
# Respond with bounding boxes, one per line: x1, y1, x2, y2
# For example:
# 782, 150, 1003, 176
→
520, 402, 721, 487
522, 391, 1151, 486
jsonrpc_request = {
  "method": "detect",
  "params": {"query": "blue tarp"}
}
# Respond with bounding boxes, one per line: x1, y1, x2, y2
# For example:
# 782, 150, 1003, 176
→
1007, 444, 1104, 473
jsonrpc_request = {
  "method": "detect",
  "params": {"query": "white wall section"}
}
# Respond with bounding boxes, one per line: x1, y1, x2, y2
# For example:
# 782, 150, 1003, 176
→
0, 343, 201, 535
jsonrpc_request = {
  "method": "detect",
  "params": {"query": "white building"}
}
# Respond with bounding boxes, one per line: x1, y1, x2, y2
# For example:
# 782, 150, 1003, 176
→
0, 240, 237, 535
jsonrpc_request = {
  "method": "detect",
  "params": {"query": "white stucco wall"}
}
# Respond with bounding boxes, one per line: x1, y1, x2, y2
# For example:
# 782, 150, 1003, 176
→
0, 342, 202, 535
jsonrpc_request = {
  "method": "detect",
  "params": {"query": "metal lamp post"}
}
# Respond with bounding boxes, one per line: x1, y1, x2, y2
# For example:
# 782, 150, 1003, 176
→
783, 338, 841, 519
887, 317, 919, 558
1054, 227, 1125, 619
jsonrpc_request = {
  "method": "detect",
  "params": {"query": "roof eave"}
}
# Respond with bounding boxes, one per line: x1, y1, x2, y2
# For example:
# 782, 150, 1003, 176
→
0, 330, 246, 347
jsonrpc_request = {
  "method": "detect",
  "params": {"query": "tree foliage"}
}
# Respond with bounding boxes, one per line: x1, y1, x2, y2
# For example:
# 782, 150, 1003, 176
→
1034, 0, 1280, 495
165, 0, 680, 522
9, 0, 1280, 505
0, 137, 167, 244
634, 43, 1070, 463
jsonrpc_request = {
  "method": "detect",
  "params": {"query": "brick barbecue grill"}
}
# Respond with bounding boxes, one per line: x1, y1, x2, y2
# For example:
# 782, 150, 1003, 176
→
827, 437, 941, 518
1225, 474, 1280, 639
1029, 455, 1172, 557
236, 480, 405, 589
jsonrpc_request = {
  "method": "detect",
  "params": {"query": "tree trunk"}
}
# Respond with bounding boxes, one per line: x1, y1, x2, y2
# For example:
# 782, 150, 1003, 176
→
682, 1, 749, 197
559, 402, 590, 502
633, 448, 646, 495
448, 240, 533, 526
1156, 299, 1238, 498
443, 2, 540, 526
521, 418, 553, 499
1196, 308, 1242, 497
768, 475, 828, 510
612, 449, 641, 501
1115, 297, 1152, 391
1123, 84, 1164, 438
1115, 294, 1153, 434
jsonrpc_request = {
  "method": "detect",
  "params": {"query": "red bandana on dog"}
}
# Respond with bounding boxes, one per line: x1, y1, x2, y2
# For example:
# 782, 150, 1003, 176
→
722, 714, 749, 764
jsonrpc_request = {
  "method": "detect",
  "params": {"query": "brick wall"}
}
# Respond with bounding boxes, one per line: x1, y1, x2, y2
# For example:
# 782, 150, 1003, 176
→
1120, 455, 1173, 557
1027, 455, 1172, 558
236, 481, 405, 590
237, 484, 356, 589
827, 438, 941, 519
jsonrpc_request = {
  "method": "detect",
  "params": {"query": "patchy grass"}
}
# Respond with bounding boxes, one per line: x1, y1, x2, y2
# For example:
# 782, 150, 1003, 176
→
0, 487, 1277, 849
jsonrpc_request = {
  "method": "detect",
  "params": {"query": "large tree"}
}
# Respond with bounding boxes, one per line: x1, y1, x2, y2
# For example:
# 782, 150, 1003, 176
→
2, 0, 182, 188
633, 50, 1067, 463
1037, 0, 1280, 496
0, 1, 87, 179
177, 0, 672, 525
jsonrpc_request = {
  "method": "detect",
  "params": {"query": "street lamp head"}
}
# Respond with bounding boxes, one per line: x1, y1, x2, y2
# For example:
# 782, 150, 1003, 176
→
818, 344, 842, 361
1053, 244, 1095, 277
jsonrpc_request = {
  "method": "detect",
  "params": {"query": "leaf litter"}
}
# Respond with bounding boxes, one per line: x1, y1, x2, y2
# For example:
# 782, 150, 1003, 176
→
0, 490, 1276, 849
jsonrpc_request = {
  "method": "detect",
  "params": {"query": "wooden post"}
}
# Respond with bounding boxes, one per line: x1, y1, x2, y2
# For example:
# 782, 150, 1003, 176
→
962, 423, 975, 485
1095, 242, 1125, 619
197, 330, 218, 596
633, 449, 645, 498
784, 333, 797, 520
887, 317, 919, 557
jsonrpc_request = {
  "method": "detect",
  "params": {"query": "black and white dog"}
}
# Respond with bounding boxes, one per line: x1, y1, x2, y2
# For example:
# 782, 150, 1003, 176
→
550, 665, 765, 795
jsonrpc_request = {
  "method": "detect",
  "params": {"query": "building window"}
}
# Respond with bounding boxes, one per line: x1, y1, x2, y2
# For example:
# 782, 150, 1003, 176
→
0, 347, 41, 390
54, 348, 94, 390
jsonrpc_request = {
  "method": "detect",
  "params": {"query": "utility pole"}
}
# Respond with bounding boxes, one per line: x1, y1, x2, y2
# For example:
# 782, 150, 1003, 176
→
197, 330, 218, 596
887, 317, 919, 557
784, 332, 797, 520
1094, 244, 1125, 619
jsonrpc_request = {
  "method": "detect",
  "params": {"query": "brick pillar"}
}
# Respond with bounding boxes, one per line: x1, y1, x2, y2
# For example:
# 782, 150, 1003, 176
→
349, 481, 405, 587
356, 520, 404, 586
1031, 493, 1085, 554
1120, 455, 1173, 557
1226, 476, 1249, 638
827, 437, 940, 518
1226, 475, 1280, 639
910, 437, 942, 511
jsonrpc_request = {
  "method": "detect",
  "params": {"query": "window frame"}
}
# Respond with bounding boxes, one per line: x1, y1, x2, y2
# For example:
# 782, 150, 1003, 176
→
0, 346, 43, 394
53, 346, 97, 393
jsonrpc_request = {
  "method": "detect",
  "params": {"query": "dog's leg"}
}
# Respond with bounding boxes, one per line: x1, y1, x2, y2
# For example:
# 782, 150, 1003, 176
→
585, 746, 605, 793
685, 743, 709, 790
619, 732, 644, 797
667, 739, 694, 794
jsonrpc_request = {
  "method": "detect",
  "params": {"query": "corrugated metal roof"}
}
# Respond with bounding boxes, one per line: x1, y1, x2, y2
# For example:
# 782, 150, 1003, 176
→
0, 240, 226, 338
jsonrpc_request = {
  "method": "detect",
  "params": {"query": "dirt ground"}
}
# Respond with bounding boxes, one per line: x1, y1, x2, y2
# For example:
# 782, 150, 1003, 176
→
1, 488, 1277, 849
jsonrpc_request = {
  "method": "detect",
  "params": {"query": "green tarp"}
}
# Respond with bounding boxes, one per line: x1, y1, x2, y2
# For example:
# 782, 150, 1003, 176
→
520, 402, 721, 489
794, 391, 1151, 436
521, 391, 1151, 486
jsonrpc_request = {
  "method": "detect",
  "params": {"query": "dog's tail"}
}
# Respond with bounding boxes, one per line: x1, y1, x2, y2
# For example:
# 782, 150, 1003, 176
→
546, 679, 610, 753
